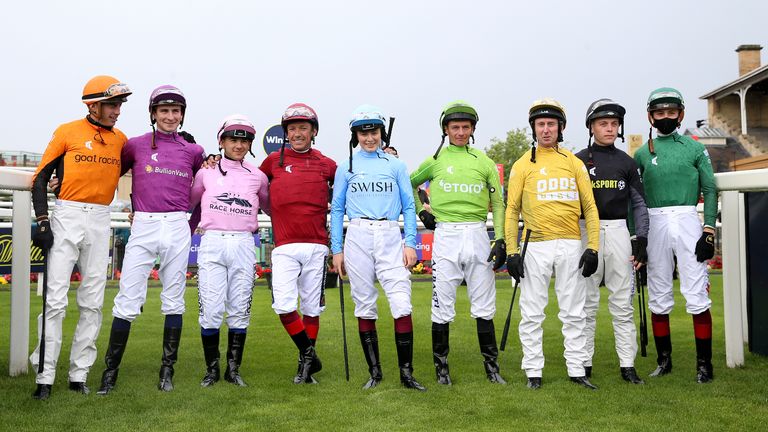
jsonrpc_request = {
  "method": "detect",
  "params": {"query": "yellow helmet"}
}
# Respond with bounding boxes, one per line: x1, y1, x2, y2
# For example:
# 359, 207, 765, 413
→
528, 98, 566, 126
82, 75, 131, 105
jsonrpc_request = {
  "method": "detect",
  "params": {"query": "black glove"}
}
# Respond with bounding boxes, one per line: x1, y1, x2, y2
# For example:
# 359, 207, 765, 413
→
695, 231, 715, 262
579, 249, 599, 278
33, 220, 54, 251
506, 254, 524, 283
487, 239, 507, 271
631, 236, 648, 265
419, 210, 436, 230
178, 130, 196, 143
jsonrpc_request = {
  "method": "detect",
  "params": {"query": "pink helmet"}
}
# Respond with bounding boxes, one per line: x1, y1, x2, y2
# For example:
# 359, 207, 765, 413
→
281, 103, 319, 133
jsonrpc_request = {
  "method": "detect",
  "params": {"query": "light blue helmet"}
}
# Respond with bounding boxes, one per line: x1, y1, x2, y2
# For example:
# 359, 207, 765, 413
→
349, 104, 386, 131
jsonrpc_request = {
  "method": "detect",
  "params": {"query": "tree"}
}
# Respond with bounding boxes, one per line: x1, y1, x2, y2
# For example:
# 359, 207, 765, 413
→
484, 128, 530, 183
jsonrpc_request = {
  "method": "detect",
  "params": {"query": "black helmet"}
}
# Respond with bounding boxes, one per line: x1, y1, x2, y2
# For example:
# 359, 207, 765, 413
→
585, 98, 625, 128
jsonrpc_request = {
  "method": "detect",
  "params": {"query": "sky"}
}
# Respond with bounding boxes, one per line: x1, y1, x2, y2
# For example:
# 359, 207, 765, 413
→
1, 0, 766, 171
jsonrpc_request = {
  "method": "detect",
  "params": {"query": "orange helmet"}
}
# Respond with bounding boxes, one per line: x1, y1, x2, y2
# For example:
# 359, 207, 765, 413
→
82, 75, 132, 105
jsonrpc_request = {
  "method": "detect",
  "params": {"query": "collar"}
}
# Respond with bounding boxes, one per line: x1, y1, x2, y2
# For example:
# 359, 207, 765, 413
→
591, 143, 616, 153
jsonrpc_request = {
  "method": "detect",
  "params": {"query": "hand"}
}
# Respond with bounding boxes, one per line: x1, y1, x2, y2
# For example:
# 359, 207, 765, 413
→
695, 231, 715, 262
332, 253, 346, 276
631, 236, 648, 270
178, 131, 196, 143
47, 176, 61, 197
579, 249, 599, 278
201, 154, 221, 169
403, 246, 417, 268
487, 239, 507, 270
418, 210, 436, 230
33, 220, 54, 251
506, 254, 524, 283
128, 212, 134, 226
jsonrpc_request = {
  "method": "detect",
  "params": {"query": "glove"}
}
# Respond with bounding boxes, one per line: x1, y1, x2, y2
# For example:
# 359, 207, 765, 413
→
487, 239, 507, 271
418, 210, 436, 230
506, 254, 524, 283
178, 131, 196, 143
695, 231, 715, 262
578, 249, 599, 278
33, 220, 54, 251
632, 236, 648, 265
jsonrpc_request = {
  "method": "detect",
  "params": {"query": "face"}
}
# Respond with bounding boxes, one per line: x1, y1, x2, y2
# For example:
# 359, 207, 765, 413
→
153, 105, 183, 133
286, 121, 316, 152
651, 108, 680, 120
534, 117, 561, 147
90, 101, 122, 127
445, 120, 474, 147
220, 136, 251, 161
356, 128, 382, 152
590, 118, 619, 146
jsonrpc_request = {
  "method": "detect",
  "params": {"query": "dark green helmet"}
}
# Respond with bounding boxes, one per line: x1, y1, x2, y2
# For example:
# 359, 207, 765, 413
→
647, 87, 684, 112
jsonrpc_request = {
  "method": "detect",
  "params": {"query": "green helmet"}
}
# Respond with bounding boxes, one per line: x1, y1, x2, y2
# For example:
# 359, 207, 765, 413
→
647, 87, 685, 112
439, 100, 479, 131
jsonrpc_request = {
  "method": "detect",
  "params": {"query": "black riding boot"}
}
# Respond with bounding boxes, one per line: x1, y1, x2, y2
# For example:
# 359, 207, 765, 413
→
477, 318, 506, 384
200, 332, 220, 387
396, 331, 426, 391
224, 331, 247, 386
695, 337, 714, 383
360, 331, 382, 389
97, 326, 131, 395
432, 322, 451, 385
158, 326, 182, 392
295, 344, 322, 384
649, 335, 672, 377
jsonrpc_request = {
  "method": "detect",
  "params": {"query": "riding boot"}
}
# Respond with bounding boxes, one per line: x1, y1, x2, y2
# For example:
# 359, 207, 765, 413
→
395, 331, 426, 391
477, 318, 506, 384
200, 332, 220, 387
360, 330, 382, 389
649, 334, 672, 377
695, 337, 714, 383
295, 344, 322, 384
158, 326, 182, 392
97, 326, 131, 395
224, 331, 247, 386
432, 322, 451, 385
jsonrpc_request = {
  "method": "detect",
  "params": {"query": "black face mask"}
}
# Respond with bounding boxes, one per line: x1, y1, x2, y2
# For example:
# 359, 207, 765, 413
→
653, 117, 679, 135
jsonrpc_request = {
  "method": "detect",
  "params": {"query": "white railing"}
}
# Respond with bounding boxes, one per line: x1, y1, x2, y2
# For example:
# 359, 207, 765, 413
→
717, 168, 768, 368
0, 167, 33, 376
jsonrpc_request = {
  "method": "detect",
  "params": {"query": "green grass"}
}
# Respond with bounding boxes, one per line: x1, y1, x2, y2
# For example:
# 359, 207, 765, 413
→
1, 274, 767, 431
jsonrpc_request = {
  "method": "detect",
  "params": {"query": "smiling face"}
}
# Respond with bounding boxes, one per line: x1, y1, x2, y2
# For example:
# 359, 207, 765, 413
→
356, 128, 382, 152
89, 100, 123, 127
153, 104, 183, 133
286, 121, 316, 152
220, 136, 251, 161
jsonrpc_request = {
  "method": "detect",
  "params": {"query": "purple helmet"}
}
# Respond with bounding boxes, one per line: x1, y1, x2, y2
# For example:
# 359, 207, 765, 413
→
148, 85, 187, 126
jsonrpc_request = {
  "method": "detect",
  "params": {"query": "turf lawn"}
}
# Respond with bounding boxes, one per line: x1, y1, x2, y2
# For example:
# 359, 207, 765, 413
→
0, 274, 766, 431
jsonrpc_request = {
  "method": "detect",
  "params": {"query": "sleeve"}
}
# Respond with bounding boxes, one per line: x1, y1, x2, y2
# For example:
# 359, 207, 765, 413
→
120, 141, 134, 176
326, 158, 338, 186
410, 158, 434, 214
575, 158, 600, 251
696, 146, 718, 228
330, 165, 349, 255
258, 156, 273, 180
32, 127, 68, 218
191, 146, 206, 176
256, 169, 271, 216
504, 160, 525, 254
189, 170, 205, 209
486, 158, 505, 241
397, 163, 417, 249
627, 161, 649, 238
